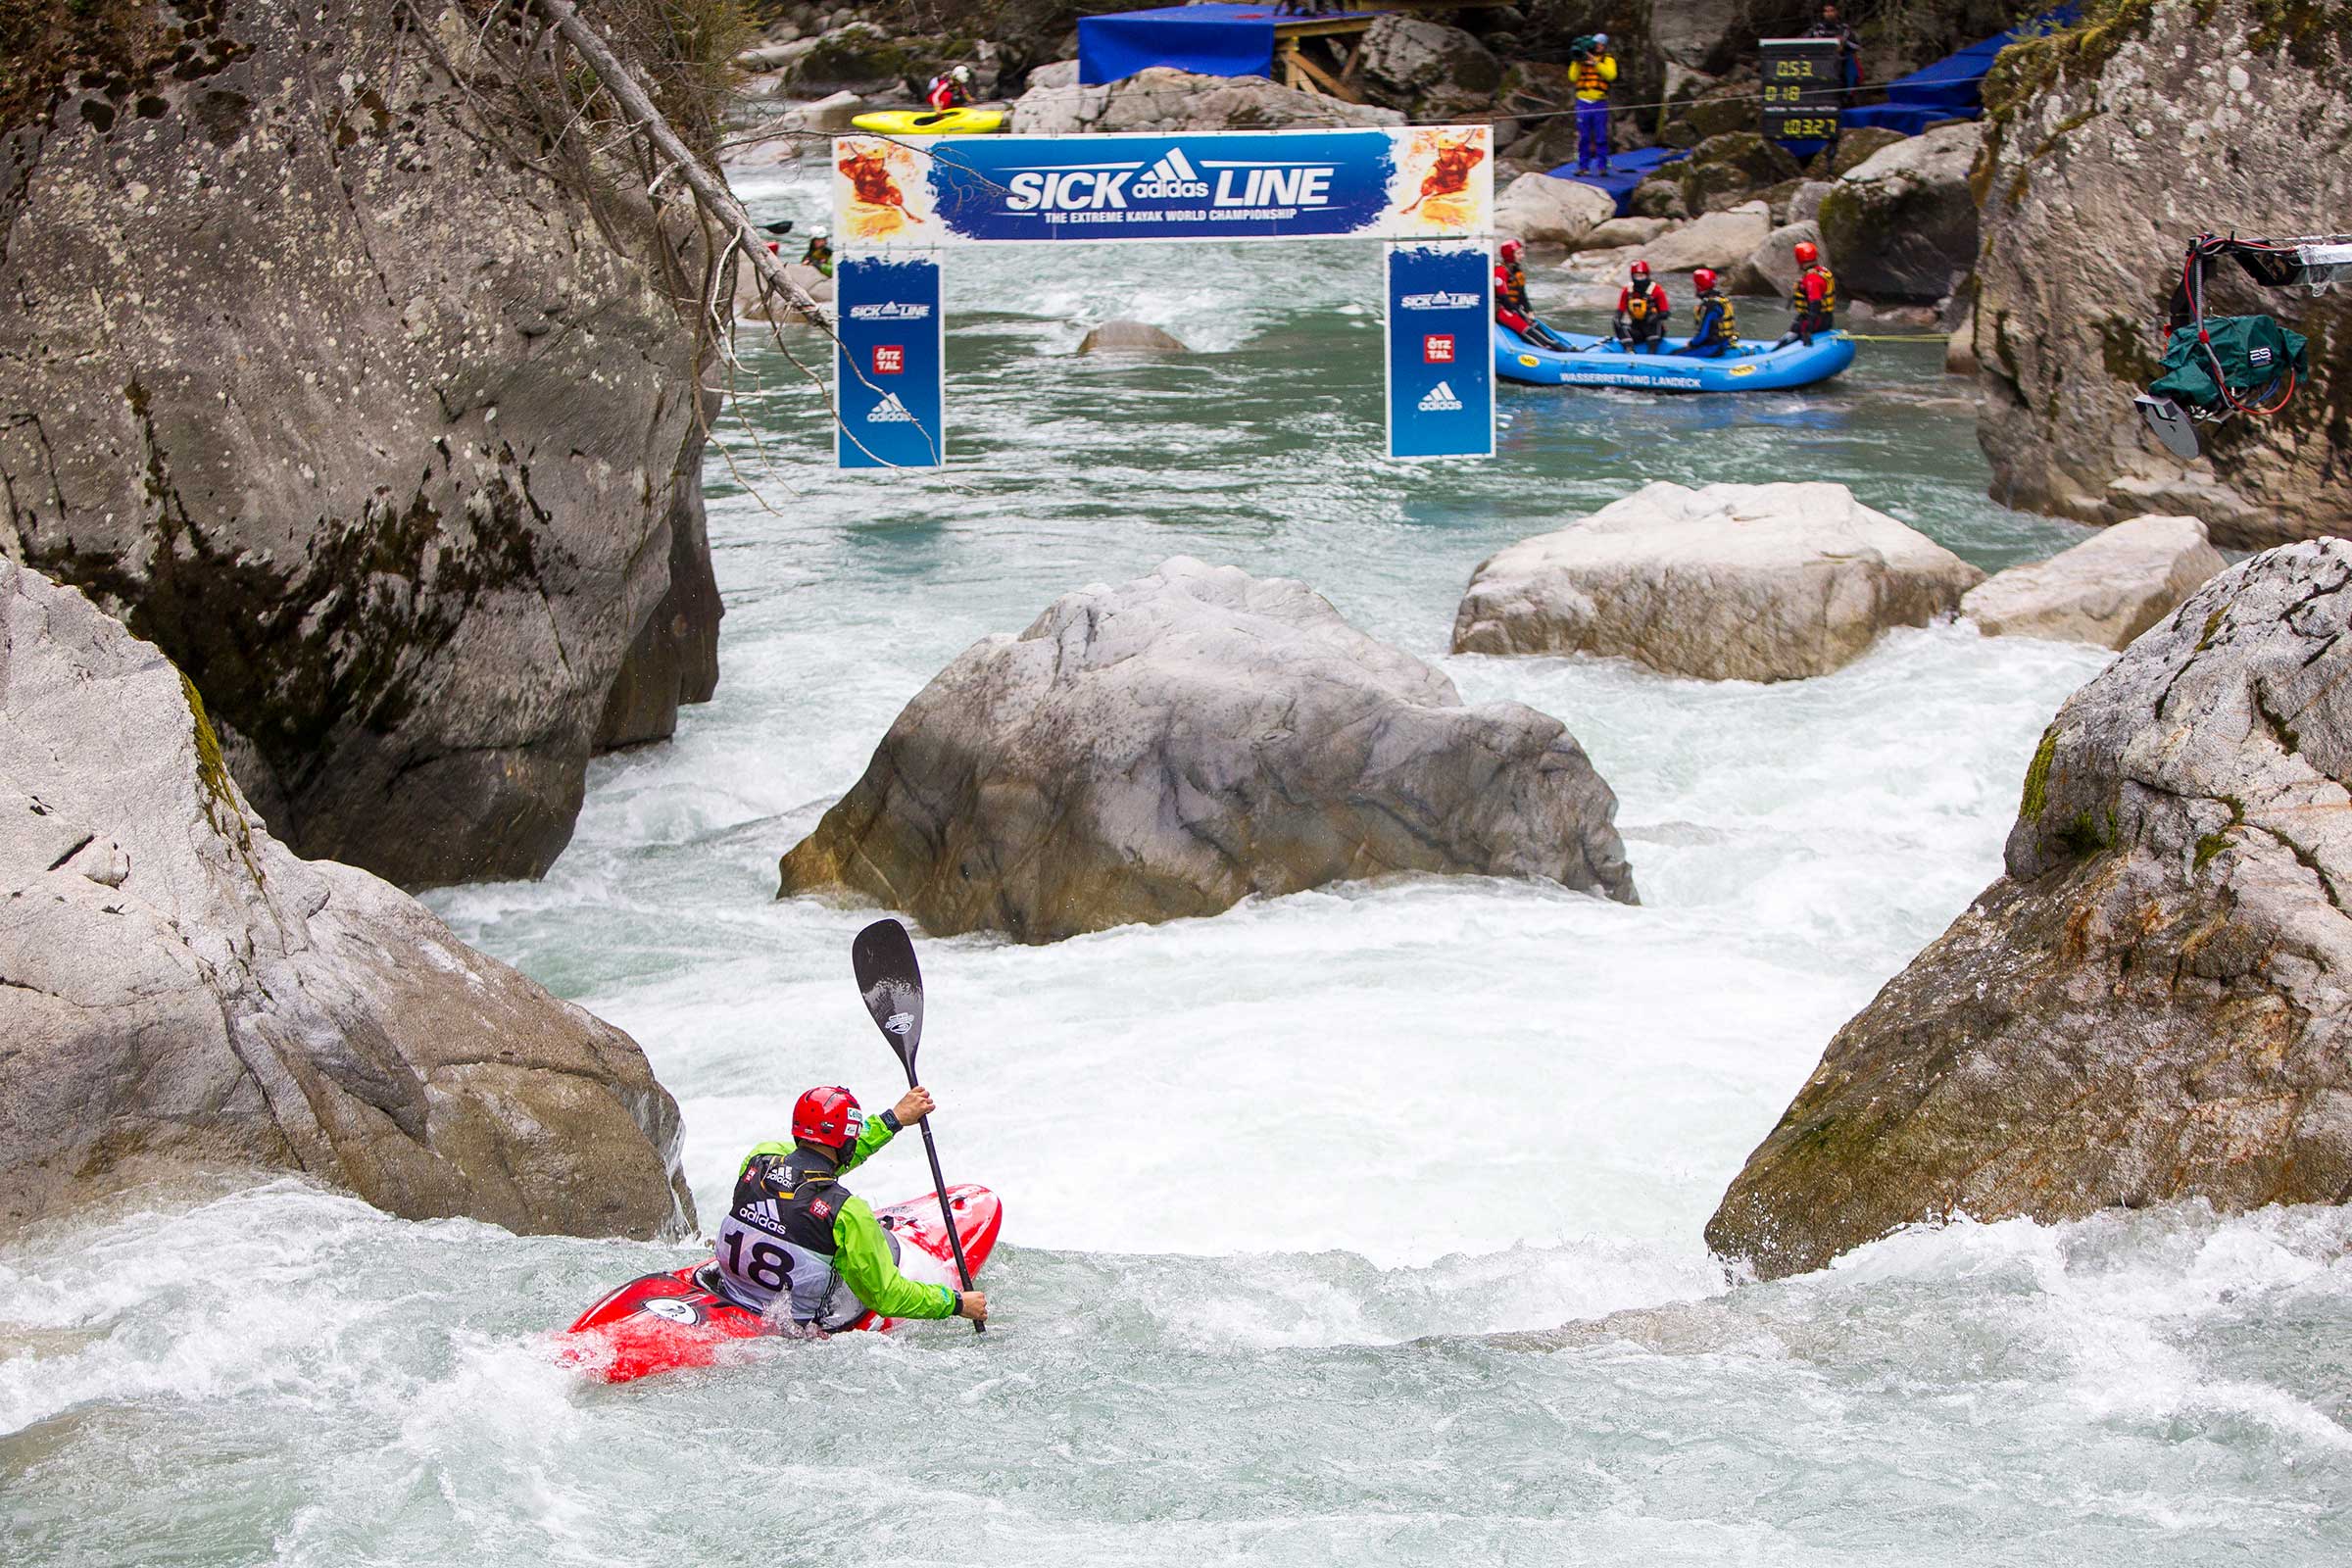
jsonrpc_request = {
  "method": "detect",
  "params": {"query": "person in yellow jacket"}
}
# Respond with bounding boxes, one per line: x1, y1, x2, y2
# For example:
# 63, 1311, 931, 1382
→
1571, 33, 1617, 175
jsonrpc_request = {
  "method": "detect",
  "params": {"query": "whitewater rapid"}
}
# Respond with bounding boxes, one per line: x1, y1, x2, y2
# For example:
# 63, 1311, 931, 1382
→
4, 159, 2347, 1565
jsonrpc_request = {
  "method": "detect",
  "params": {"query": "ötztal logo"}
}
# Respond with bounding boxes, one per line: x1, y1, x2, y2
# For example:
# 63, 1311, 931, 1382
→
850, 302, 932, 320
1400, 291, 1480, 311
1002, 147, 1341, 213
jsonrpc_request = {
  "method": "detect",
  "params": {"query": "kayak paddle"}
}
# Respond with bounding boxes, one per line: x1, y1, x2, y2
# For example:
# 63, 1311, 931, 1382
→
851, 917, 983, 1335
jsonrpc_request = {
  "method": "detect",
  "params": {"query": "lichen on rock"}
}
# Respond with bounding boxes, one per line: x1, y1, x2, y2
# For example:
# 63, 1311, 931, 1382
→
1708, 539, 2352, 1280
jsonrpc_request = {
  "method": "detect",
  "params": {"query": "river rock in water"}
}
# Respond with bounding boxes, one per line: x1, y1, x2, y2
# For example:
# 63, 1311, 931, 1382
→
1816, 121, 1981, 302
777, 558, 1637, 942
0, 563, 694, 1241
0, 2, 721, 891
1975, 0, 2352, 546
1451, 481, 1983, 681
1709, 541, 2352, 1280
1078, 319, 1188, 355
1963, 514, 2226, 651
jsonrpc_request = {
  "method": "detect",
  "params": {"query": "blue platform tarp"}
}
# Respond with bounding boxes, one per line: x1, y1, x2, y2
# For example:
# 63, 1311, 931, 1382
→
1545, 144, 1689, 218
1843, 6, 2079, 134
1080, 5, 1345, 88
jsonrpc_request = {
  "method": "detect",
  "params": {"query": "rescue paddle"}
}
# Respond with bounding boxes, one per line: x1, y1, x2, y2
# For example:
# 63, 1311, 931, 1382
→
851, 917, 983, 1335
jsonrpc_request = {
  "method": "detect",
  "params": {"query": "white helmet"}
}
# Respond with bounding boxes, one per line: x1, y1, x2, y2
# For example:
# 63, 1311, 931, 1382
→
952, 64, 972, 82
1592, 32, 1608, 47
810, 224, 830, 240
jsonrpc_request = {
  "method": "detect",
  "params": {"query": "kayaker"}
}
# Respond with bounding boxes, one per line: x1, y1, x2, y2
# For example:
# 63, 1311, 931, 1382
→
927, 64, 972, 111
710, 1084, 989, 1332
1777, 240, 1837, 345
1615, 260, 1670, 353
1674, 268, 1738, 357
1494, 239, 1570, 351
801, 226, 835, 279
1570, 33, 1617, 175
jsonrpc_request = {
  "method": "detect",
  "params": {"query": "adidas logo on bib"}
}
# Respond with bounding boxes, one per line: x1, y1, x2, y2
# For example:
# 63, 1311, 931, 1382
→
868, 393, 917, 424
1418, 379, 1464, 413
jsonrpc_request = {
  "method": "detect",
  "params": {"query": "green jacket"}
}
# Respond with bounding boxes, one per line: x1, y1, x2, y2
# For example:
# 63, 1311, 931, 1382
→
738, 1117, 958, 1321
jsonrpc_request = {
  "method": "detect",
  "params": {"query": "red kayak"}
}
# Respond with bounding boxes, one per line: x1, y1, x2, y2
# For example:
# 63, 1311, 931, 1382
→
558, 1184, 1003, 1384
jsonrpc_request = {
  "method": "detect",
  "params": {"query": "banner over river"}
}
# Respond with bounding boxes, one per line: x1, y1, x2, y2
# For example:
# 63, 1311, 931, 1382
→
830, 126, 1493, 247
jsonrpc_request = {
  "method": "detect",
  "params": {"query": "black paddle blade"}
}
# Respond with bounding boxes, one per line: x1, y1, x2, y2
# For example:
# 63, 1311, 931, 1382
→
851, 918, 924, 1070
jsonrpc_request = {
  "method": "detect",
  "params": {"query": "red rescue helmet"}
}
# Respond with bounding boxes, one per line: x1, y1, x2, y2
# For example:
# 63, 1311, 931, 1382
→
1692, 268, 1718, 291
1499, 239, 1524, 264
1793, 240, 1820, 266
792, 1085, 863, 1152
1630, 260, 1651, 282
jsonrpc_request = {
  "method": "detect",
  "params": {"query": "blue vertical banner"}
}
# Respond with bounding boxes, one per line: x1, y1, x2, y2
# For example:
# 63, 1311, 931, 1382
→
835, 254, 945, 470
1385, 241, 1493, 461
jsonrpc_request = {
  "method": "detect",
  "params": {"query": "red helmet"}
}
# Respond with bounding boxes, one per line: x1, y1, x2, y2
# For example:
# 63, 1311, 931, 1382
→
1692, 268, 1718, 291
1793, 240, 1820, 266
1630, 260, 1651, 281
792, 1085, 863, 1152
1499, 239, 1523, 264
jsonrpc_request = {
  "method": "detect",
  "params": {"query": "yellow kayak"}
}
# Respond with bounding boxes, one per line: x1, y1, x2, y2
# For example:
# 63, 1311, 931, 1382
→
849, 108, 1006, 136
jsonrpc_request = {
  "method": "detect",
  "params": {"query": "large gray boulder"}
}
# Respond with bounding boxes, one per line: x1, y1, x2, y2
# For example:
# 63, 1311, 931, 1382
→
1494, 172, 1619, 248
0, 563, 694, 1241
778, 558, 1637, 943
1011, 67, 1402, 134
1745, 220, 1823, 303
1964, 514, 2227, 650
1708, 540, 2352, 1280
1976, 0, 2352, 546
1451, 481, 1984, 681
0, 1, 721, 891
1357, 15, 1503, 118
1817, 121, 1982, 301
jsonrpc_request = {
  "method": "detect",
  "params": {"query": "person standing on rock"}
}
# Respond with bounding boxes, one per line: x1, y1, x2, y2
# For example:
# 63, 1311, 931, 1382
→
1777, 239, 1837, 346
1807, 4, 1863, 92
927, 64, 972, 111
1570, 33, 1617, 175
1674, 268, 1739, 358
1615, 259, 1671, 353
710, 1084, 989, 1333
1495, 239, 1571, 350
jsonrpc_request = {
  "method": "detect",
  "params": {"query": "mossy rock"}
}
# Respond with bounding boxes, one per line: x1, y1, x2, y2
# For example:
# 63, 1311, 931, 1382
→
1689, 130, 1801, 186
1631, 177, 1690, 220
1830, 125, 1909, 176
1682, 93, 1759, 139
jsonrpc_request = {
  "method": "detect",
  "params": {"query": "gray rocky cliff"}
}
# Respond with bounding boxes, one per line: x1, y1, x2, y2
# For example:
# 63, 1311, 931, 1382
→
0, 1, 723, 889
0, 560, 695, 1241
1708, 539, 2352, 1281
1973, 0, 2352, 546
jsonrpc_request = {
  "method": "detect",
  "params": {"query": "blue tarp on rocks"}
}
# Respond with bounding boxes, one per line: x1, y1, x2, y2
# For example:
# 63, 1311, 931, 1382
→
1080, 5, 1346, 87
1842, 6, 2079, 135
1544, 144, 1690, 218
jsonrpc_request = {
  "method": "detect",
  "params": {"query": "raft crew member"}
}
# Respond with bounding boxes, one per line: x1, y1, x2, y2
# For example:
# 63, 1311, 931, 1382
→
927, 64, 972, 111
1807, 4, 1863, 91
1674, 269, 1738, 357
1570, 33, 1617, 175
1777, 239, 1836, 345
801, 226, 835, 279
710, 1084, 989, 1333
1615, 260, 1670, 353
1494, 239, 1570, 350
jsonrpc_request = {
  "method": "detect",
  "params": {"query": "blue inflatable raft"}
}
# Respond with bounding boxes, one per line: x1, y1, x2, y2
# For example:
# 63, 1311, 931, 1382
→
1494, 322, 1855, 393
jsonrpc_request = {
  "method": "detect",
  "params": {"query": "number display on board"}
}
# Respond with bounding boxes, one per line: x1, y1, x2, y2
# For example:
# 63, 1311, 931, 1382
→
1757, 37, 1844, 145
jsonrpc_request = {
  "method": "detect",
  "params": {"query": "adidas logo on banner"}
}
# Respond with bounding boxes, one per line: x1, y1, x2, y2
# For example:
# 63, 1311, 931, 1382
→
1133, 147, 1209, 199
1417, 379, 1464, 413
868, 393, 917, 424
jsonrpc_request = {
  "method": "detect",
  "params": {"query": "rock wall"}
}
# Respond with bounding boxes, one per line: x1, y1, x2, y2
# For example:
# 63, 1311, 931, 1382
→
0, 1, 724, 890
1974, 0, 2352, 546
1708, 540, 2352, 1281
1, 561, 695, 1241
